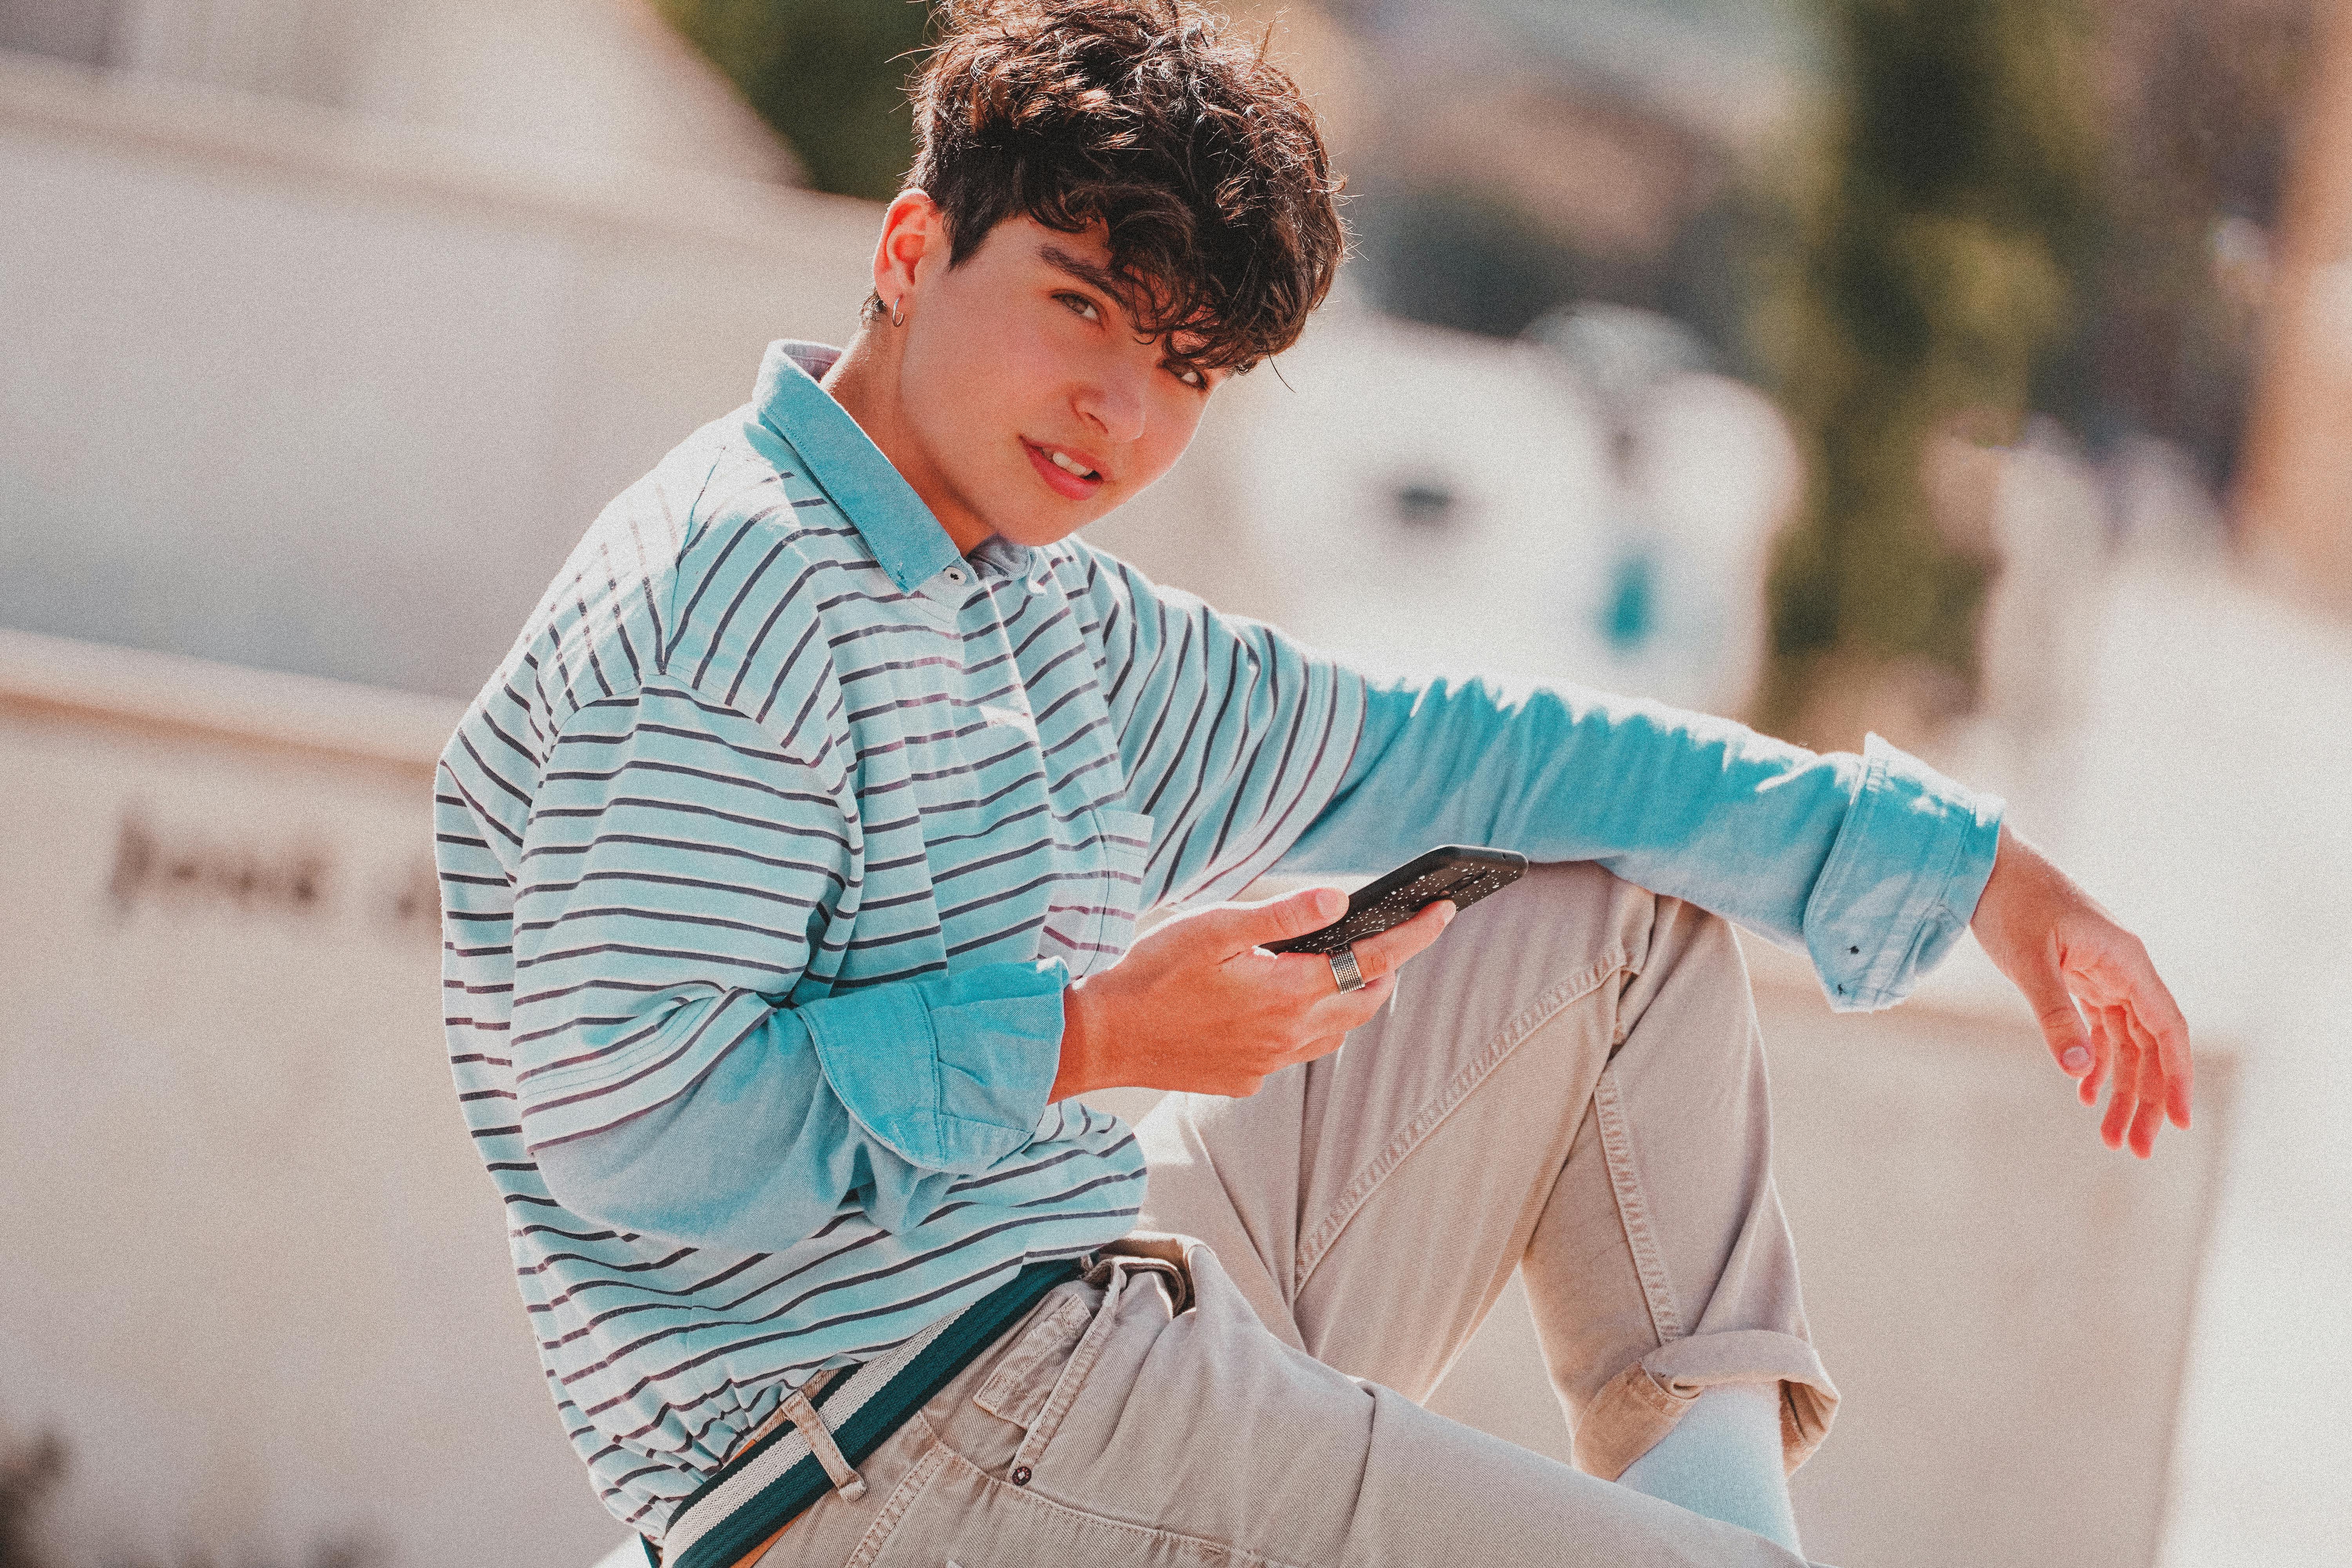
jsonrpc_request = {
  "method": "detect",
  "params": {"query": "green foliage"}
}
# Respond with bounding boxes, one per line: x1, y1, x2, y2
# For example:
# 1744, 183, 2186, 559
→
1756, 0, 2104, 742
1359, 186, 1593, 341
657, 0, 934, 200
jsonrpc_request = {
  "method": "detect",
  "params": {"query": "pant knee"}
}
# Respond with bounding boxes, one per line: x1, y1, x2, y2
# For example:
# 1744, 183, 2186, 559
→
1463, 862, 1749, 1043
1600, 880, 1746, 1028
1452, 858, 1653, 979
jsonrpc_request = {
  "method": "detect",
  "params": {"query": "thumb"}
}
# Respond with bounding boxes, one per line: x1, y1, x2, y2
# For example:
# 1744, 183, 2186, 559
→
2014, 954, 2094, 1080
1214, 885, 1348, 954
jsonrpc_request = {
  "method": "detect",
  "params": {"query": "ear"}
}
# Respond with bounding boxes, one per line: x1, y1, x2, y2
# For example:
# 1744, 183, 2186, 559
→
871, 190, 946, 312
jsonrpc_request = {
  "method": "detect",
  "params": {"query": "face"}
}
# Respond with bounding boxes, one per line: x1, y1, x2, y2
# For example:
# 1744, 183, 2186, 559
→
879, 201, 1227, 552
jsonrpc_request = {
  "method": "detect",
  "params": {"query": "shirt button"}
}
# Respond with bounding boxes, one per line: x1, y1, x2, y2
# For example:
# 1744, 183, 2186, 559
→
1010, 1465, 1033, 1486
943, 566, 965, 584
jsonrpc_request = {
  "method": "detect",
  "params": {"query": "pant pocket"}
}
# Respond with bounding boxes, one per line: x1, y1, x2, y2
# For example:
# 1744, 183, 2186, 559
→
970, 1290, 1095, 1434
996, 1251, 1183, 1482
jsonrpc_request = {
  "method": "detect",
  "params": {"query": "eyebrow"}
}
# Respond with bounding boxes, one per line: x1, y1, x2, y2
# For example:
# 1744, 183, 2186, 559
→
1038, 243, 1218, 369
1038, 243, 1149, 325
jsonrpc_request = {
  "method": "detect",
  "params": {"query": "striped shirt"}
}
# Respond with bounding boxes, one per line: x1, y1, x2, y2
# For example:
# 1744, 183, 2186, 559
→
436, 340, 2002, 1532
435, 341, 1363, 1528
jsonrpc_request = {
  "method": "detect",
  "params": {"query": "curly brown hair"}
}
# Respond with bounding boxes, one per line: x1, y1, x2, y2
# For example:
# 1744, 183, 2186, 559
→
907, 0, 1345, 372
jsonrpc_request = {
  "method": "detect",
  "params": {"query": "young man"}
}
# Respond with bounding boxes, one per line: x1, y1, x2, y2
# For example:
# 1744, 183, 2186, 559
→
434, 2, 2192, 1563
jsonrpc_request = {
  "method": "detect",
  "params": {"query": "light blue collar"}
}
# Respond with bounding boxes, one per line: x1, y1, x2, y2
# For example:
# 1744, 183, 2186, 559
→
753, 340, 965, 594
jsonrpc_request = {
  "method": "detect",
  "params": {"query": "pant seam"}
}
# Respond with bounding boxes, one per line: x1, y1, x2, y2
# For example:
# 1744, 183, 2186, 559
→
1292, 947, 1629, 1292
840, 1436, 948, 1568
1593, 1064, 1684, 1343
1009, 1261, 1148, 1473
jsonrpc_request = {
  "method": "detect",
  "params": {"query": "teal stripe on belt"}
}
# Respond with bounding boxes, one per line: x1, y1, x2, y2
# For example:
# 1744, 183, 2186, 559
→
656, 1259, 1084, 1568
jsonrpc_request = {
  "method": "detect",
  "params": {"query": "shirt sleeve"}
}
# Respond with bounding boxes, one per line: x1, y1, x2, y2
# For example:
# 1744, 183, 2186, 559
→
510, 679, 1068, 1242
537, 962, 1070, 1246
1276, 673, 2002, 1013
1078, 546, 1367, 909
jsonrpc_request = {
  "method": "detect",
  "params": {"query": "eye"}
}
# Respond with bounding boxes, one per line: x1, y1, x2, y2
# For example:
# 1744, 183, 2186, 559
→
1056, 292, 1102, 323
1168, 362, 1208, 390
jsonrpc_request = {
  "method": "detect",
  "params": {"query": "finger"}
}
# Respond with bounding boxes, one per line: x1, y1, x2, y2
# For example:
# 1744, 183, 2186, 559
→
2100, 1028, 2141, 1151
1214, 885, 1349, 956
1301, 968, 1397, 1029
2127, 1020, 2170, 1158
2125, 973, 2194, 1131
1282, 1032, 1349, 1070
1289, 968, 1400, 1052
2081, 1004, 2124, 1107
2138, 1009, 2192, 1133
1336, 971, 1397, 1022
2014, 951, 2096, 1082
1259, 948, 1365, 1010
1274, 906, 1441, 1004
2088, 930, 2193, 1131
1342, 900, 1456, 983
2126, 1074, 2165, 1158
2081, 1006, 2115, 1105
2100, 1085, 2134, 1153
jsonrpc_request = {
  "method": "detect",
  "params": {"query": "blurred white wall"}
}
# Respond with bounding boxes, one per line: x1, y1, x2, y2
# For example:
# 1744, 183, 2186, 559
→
0, 0, 797, 181
1955, 546, 2352, 1568
1925, 423, 2352, 1568
0, 632, 619, 1567
0, 44, 858, 700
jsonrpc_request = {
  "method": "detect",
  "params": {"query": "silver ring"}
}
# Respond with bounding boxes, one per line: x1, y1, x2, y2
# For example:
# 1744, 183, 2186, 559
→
1329, 946, 1366, 993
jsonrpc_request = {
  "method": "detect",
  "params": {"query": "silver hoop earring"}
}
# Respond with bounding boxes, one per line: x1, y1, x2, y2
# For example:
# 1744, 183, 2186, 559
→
890, 296, 906, 328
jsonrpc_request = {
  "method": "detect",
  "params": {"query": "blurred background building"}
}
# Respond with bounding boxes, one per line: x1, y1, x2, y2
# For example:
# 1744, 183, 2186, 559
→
1, 0, 2348, 1565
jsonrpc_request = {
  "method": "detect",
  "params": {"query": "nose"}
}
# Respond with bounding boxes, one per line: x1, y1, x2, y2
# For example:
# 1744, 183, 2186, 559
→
1073, 362, 1148, 445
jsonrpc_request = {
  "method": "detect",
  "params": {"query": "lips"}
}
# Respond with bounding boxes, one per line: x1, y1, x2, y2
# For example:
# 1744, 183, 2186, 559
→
1022, 439, 1107, 501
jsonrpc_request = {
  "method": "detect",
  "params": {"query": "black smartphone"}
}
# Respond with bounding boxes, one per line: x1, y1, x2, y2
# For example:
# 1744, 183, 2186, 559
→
1261, 845, 1528, 956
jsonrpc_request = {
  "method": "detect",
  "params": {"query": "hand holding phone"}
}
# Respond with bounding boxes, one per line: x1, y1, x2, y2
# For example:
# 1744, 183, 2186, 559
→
1262, 846, 1528, 956
1053, 869, 1477, 1103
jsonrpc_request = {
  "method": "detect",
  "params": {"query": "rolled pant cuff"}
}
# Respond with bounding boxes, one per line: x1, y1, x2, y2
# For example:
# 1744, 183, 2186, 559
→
1572, 1329, 1839, 1481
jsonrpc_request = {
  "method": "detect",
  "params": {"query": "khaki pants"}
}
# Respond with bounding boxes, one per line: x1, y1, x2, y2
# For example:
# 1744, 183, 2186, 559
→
762, 862, 1836, 1566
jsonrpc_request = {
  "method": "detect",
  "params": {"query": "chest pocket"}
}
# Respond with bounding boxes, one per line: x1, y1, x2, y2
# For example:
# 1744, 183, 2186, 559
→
1069, 807, 1152, 975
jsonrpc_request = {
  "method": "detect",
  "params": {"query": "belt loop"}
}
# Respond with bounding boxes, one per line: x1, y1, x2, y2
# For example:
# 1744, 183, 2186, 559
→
1009, 1259, 1140, 1481
780, 1383, 867, 1503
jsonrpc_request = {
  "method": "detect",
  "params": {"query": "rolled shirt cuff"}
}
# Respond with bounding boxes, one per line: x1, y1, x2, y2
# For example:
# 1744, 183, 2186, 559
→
1804, 731, 2004, 1013
1573, 1328, 1840, 1481
804, 958, 1071, 1173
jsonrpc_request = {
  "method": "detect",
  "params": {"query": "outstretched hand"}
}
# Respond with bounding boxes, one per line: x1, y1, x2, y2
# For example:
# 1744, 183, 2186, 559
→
1968, 826, 2192, 1158
1052, 884, 1455, 1103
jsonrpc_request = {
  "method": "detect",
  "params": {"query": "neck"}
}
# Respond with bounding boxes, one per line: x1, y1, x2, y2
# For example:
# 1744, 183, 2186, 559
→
820, 328, 993, 556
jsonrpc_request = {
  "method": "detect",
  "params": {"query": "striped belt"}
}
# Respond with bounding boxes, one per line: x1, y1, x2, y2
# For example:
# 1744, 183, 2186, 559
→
648, 1260, 1084, 1568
